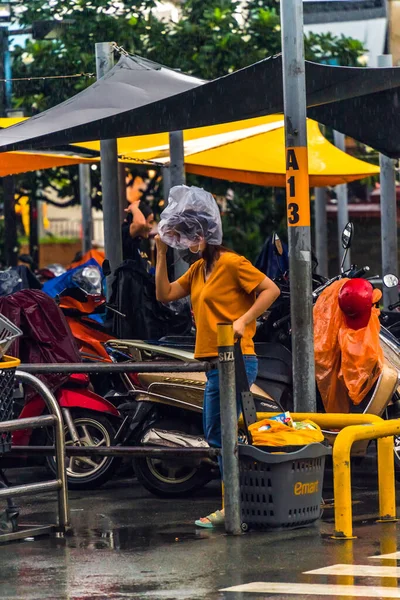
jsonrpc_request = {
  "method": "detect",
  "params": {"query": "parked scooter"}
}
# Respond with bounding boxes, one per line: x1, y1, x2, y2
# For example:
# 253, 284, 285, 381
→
0, 290, 122, 490
18, 254, 66, 284
380, 295, 400, 341
111, 223, 400, 495
266, 223, 400, 467
89, 339, 286, 497
47, 226, 400, 494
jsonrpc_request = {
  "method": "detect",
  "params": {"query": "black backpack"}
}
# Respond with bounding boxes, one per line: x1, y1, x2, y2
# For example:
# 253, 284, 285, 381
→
109, 259, 192, 340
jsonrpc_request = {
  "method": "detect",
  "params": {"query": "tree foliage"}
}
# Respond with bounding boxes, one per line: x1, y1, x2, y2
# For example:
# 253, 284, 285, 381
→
8, 0, 366, 258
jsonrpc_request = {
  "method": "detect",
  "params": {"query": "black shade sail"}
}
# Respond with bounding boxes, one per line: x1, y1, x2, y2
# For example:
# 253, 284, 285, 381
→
1, 53, 400, 157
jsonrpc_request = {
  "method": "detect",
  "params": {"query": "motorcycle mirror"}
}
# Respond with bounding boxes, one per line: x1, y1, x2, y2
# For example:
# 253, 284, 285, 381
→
18, 254, 34, 266
340, 222, 354, 273
341, 222, 354, 250
383, 273, 399, 289
102, 259, 111, 277
272, 233, 283, 256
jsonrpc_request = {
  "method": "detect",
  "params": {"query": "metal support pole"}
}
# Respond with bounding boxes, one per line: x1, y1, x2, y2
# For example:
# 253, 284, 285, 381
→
0, 28, 6, 114
217, 323, 242, 536
18, 361, 210, 374
314, 187, 328, 278
29, 192, 39, 269
333, 131, 350, 271
169, 131, 187, 279
79, 163, 92, 254
118, 162, 127, 223
169, 131, 185, 188
378, 54, 398, 308
15, 370, 70, 530
0, 30, 18, 268
281, 0, 316, 413
3, 175, 18, 267
95, 42, 122, 297
38, 199, 45, 241
163, 166, 171, 203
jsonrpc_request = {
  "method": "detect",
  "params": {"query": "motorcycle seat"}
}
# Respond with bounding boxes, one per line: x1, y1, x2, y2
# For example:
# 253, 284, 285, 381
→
66, 373, 90, 387
257, 355, 292, 386
255, 342, 292, 368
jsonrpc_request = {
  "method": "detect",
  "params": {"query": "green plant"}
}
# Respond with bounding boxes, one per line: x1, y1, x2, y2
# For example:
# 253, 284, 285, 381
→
8, 0, 367, 260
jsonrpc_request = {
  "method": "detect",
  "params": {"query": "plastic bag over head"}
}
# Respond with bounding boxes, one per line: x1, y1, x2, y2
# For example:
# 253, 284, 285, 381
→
158, 185, 222, 249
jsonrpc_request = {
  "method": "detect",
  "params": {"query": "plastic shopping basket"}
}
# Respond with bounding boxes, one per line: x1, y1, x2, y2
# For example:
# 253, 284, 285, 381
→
235, 342, 331, 530
0, 356, 21, 454
239, 442, 330, 530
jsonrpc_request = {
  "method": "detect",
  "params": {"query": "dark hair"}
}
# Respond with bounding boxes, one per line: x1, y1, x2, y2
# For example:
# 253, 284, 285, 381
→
139, 201, 153, 219
202, 244, 233, 273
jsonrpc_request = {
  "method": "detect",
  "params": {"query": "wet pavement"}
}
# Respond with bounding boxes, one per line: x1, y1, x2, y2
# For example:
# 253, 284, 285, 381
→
1, 461, 400, 599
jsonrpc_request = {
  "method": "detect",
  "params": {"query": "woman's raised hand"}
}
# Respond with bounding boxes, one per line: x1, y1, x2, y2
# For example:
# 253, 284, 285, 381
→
155, 235, 168, 257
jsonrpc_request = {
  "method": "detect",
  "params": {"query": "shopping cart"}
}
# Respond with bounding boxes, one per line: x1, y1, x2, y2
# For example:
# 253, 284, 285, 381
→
0, 314, 22, 533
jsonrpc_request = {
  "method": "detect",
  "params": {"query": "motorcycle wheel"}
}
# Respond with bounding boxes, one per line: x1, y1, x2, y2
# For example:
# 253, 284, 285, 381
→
133, 419, 213, 498
46, 409, 120, 490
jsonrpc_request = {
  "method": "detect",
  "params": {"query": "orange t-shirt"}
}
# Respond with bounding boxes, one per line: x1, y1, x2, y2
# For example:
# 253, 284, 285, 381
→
177, 252, 265, 358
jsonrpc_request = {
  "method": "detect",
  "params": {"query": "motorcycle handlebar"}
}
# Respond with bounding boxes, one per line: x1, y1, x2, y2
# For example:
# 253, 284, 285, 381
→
350, 266, 370, 279
273, 314, 291, 330
389, 301, 400, 311
312, 275, 340, 300
312, 266, 371, 300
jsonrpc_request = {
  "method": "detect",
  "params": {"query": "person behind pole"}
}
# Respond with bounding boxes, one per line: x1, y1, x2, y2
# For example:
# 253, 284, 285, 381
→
122, 200, 154, 264
155, 185, 280, 528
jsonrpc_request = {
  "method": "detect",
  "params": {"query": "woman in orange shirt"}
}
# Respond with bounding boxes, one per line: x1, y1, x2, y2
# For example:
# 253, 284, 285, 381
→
155, 192, 280, 528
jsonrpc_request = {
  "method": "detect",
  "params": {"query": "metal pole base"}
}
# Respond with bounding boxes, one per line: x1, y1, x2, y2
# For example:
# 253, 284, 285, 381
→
0, 524, 57, 544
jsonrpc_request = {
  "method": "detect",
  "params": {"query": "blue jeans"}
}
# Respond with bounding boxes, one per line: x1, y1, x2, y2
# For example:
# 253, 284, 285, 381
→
203, 355, 258, 478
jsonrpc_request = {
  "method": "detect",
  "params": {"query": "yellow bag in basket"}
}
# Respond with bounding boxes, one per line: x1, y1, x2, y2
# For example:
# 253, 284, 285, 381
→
249, 419, 324, 447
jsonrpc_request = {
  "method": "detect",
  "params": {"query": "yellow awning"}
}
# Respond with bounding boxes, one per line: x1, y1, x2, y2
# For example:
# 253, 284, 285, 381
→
115, 117, 379, 188
0, 116, 378, 186
0, 150, 96, 177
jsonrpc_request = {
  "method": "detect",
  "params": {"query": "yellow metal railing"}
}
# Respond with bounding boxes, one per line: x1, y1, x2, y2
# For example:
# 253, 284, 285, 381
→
242, 412, 398, 540
333, 421, 400, 539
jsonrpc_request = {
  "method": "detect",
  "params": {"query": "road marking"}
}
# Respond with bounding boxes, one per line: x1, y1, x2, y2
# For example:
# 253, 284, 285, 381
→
305, 563, 400, 577
220, 582, 400, 597
370, 551, 400, 560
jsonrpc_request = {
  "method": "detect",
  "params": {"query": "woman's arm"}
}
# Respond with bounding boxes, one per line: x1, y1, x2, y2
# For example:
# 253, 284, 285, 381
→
155, 236, 188, 303
125, 201, 147, 238
233, 276, 280, 338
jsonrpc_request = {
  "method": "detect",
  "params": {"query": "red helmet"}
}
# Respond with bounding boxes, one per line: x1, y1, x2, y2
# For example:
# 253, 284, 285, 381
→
338, 279, 374, 330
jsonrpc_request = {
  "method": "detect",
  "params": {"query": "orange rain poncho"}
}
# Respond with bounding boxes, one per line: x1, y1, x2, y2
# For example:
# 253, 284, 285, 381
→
68, 249, 105, 270
314, 279, 383, 413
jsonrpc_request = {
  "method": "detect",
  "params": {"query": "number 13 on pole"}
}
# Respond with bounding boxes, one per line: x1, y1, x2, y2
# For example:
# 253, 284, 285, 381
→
286, 146, 311, 227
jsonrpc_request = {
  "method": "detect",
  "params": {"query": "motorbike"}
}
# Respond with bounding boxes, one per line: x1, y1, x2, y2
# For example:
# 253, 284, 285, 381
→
254, 232, 327, 346
48, 226, 400, 494
262, 223, 400, 466
108, 223, 400, 495
84, 338, 287, 497
18, 253, 66, 284
0, 289, 123, 491
380, 296, 400, 341
56, 264, 113, 363
52, 266, 295, 495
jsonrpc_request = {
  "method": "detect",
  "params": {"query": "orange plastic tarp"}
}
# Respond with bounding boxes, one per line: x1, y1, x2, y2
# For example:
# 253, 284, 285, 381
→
314, 280, 383, 413
68, 249, 105, 270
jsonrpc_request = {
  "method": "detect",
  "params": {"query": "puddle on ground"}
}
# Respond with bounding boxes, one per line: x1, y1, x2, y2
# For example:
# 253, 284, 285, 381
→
62, 523, 215, 551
